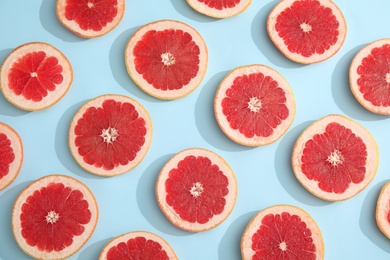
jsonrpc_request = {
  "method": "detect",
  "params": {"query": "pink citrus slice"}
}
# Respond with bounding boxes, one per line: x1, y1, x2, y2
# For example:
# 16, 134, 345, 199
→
186, 0, 252, 18
376, 181, 390, 240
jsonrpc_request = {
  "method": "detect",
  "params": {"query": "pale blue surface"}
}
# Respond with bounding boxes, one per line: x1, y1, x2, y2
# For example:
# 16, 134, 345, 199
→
1, 0, 390, 259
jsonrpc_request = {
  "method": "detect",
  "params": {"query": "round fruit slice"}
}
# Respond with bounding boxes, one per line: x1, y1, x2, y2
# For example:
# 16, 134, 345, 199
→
0, 42, 72, 111
376, 181, 390, 240
99, 231, 177, 260
350, 39, 390, 115
69, 94, 152, 176
125, 20, 208, 100
56, 0, 125, 38
0, 122, 23, 191
156, 148, 237, 232
186, 0, 252, 18
12, 174, 98, 259
214, 64, 295, 146
267, 0, 347, 64
241, 205, 324, 260
292, 114, 378, 201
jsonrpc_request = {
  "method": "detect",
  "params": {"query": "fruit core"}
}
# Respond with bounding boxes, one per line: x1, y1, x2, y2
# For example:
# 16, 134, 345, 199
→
87, 1, 94, 8
100, 127, 118, 143
300, 22, 312, 33
386, 73, 390, 84
45, 210, 60, 224
161, 53, 175, 66
327, 150, 344, 167
279, 241, 287, 251
190, 182, 204, 197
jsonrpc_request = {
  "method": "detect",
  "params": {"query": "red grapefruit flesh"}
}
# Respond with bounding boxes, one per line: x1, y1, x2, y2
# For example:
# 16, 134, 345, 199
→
12, 174, 98, 259
56, 0, 125, 38
99, 231, 177, 260
125, 20, 208, 100
0, 122, 23, 191
350, 39, 390, 115
69, 94, 152, 176
292, 114, 378, 201
241, 205, 324, 260
186, 0, 252, 18
214, 64, 295, 146
376, 181, 390, 239
0, 42, 73, 111
267, 0, 347, 64
156, 148, 237, 232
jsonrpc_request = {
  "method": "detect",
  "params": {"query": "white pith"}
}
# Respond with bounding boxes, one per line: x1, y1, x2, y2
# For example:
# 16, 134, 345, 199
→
46, 210, 60, 224
386, 73, 390, 84
190, 182, 204, 197
327, 150, 344, 167
100, 127, 118, 143
300, 22, 312, 33
279, 241, 287, 251
376, 181, 390, 240
87, 1, 93, 8
161, 52, 175, 66
247, 97, 262, 113
186, 0, 252, 18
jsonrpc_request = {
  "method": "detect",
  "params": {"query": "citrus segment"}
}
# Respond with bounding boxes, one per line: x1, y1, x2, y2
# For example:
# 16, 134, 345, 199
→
125, 20, 208, 100
186, 0, 252, 18
292, 114, 378, 201
156, 148, 237, 232
376, 181, 390, 239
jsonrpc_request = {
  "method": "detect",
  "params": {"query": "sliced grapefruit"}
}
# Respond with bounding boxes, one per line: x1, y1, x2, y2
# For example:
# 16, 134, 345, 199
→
0, 42, 73, 111
350, 39, 390, 115
241, 205, 324, 260
186, 0, 252, 18
99, 231, 177, 260
0, 122, 23, 191
376, 181, 390, 239
56, 0, 125, 38
156, 148, 237, 232
69, 94, 152, 176
292, 114, 378, 201
125, 20, 208, 100
267, 0, 347, 64
214, 64, 295, 146
12, 174, 98, 259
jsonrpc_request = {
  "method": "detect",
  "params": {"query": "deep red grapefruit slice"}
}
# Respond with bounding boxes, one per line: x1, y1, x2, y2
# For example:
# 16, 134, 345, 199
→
186, 0, 252, 18
241, 205, 324, 260
0, 122, 23, 191
214, 64, 295, 146
156, 148, 237, 232
56, 0, 125, 38
12, 174, 98, 259
267, 0, 347, 64
376, 181, 390, 240
0, 42, 73, 111
292, 114, 378, 201
125, 20, 208, 100
69, 94, 152, 176
99, 231, 177, 260
350, 39, 390, 115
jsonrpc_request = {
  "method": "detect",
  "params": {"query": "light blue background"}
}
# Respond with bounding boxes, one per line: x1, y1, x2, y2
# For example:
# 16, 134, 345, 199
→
1, 0, 390, 259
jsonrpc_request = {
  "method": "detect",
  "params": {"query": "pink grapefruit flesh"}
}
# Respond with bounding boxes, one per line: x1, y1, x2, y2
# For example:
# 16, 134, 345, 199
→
186, 0, 252, 18
376, 181, 390, 240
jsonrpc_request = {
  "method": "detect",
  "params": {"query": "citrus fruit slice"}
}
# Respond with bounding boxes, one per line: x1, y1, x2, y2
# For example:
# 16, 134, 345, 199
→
69, 94, 152, 176
99, 231, 177, 260
12, 174, 98, 259
241, 205, 324, 260
376, 181, 390, 240
214, 64, 295, 146
267, 0, 347, 64
292, 114, 378, 201
125, 20, 208, 100
0, 122, 23, 191
56, 0, 125, 38
156, 148, 237, 232
186, 0, 252, 18
0, 42, 72, 111
350, 39, 390, 115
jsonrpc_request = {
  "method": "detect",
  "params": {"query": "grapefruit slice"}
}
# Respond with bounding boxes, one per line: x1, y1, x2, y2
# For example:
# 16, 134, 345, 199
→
12, 174, 98, 259
186, 0, 252, 18
69, 94, 152, 176
98, 231, 177, 260
0, 42, 73, 111
0, 122, 23, 191
292, 114, 378, 201
56, 0, 125, 38
376, 181, 390, 240
214, 64, 295, 146
156, 148, 237, 232
267, 0, 347, 64
350, 39, 390, 115
125, 20, 208, 100
241, 205, 324, 260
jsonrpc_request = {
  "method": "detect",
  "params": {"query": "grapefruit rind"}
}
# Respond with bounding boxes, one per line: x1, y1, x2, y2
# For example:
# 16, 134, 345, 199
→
214, 64, 296, 146
241, 204, 324, 260
186, 0, 252, 18
0, 122, 23, 191
156, 148, 237, 232
12, 174, 98, 260
267, 0, 347, 64
98, 231, 178, 260
125, 20, 208, 100
292, 114, 378, 201
68, 94, 152, 177
0, 42, 73, 111
376, 181, 390, 239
